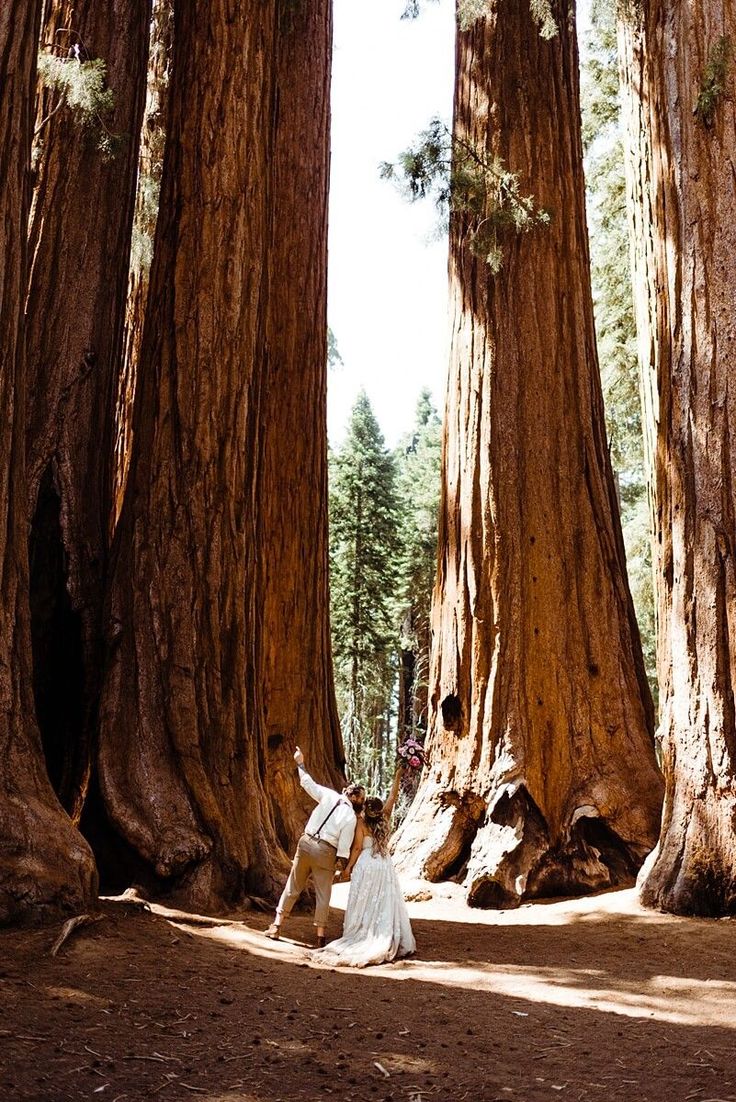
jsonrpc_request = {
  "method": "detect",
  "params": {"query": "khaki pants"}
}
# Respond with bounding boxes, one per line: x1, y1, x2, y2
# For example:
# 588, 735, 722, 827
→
276, 834, 337, 927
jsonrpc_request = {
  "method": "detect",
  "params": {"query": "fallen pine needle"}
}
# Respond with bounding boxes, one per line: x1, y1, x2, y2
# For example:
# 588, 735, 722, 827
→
374, 1062, 390, 1078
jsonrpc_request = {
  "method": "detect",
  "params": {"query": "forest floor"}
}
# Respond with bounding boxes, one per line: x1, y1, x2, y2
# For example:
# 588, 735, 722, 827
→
2, 880, 736, 1102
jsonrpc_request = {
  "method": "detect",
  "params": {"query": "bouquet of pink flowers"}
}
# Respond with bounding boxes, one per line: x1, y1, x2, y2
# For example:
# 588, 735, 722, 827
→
398, 736, 425, 771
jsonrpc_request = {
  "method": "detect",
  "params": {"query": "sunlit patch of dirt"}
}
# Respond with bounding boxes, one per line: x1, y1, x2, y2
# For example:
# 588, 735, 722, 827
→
2, 885, 736, 1101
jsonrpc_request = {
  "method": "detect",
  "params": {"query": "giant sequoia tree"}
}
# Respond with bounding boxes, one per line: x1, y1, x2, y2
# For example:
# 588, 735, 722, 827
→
394, 0, 663, 906
0, 0, 96, 922
113, 0, 173, 531
257, 0, 346, 852
97, 0, 295, 908
25, 0, 151, 822
623, 1, 736, 915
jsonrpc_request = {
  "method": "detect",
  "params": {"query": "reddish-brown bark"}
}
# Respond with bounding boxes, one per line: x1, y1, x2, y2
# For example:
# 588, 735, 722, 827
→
394, 0, 663, 906
257, 0, 346, 851
0, 0, 97, 923
113, 0, 173, 535
629, 0, 736, 915
25, 0, 151, 821
617, 7, 659, 537
98, 0, 291, 909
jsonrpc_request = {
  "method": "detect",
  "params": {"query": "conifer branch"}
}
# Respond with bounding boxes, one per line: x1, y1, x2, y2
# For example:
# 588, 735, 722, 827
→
36, 40, 121, 157
402, 0, 558, 38
380, 117, 550, 273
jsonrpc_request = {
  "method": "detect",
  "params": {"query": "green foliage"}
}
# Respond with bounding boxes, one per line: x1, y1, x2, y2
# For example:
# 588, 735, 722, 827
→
130, 172, 161, 273
381, 117, 550, 273
582, 2, 657, 703
694, 36, 732, 127
403, 0, 558, 36
528, 0, 558, 39
581, 3, 619, 151
129, 2, 172, 277
329, 393, 402, 791
36, 52, 120, 156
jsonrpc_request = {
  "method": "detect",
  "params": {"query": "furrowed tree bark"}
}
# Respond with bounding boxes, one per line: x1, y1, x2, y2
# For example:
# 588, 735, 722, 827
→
617, 2, 660, 629
258, 0, 345, 851
113, 0, 173, 533
0, 0, 97, 923
631, 0, 736, 915
25, 0, 151, 822
98, 0, 289, 908
394, 0, 663, 907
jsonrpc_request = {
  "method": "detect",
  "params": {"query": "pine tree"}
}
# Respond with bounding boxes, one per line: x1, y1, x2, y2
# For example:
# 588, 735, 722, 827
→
329, 393, 401, 793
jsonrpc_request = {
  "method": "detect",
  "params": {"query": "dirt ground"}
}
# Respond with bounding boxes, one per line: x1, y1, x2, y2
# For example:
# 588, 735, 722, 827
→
2, 879, 736, 1102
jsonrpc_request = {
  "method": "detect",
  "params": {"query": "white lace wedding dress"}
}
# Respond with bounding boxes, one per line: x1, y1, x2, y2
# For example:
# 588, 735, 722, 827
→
312, 836, 416, 968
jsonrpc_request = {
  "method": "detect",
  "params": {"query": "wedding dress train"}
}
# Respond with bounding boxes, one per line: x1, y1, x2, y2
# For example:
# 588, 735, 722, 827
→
312, 836, 415, 968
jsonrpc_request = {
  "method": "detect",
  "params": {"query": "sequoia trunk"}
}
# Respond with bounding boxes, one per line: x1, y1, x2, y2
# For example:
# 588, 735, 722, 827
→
394, 0, 663, 906
258, 0, 345, 852
98, 0, 289, 908
0, 0, 97, 922
26, 0, 151, 821
617, 6, 660, 648
632, 0, 736, 915
113, 0, 173, 532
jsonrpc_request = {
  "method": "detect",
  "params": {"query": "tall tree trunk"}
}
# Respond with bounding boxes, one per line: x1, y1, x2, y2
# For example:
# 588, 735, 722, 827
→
113, 0, 173, 534
394, 0, 663, 907
25, 0, 151, 822
617, 3, 660, 633
0, 0, 97, 923
258, 0, 345, 852
631, 0, 736, 915
98, 0, 289, 909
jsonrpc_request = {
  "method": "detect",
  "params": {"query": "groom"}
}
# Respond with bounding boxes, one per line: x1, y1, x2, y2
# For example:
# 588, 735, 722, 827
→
265, 747, 365, 948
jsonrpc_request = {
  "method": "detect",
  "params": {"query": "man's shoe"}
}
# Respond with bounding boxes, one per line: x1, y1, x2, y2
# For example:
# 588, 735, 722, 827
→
315, 934, 326, 949
265, 924, 280, 940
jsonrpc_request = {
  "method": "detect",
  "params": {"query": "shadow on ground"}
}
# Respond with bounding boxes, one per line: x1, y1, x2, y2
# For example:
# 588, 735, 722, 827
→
2, 886, 735, 1101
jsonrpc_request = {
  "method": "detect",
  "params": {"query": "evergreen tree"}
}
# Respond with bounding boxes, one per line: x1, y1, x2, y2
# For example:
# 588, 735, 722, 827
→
329, 392, 401, 793
581, 0, 657, 703
395, 389, 442, 744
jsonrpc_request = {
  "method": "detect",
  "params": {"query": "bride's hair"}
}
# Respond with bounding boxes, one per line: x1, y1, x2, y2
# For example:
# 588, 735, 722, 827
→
363, 796, 390, 856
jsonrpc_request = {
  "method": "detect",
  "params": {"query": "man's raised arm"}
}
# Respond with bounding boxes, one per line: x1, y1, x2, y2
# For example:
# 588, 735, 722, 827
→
293, 745, 333, 804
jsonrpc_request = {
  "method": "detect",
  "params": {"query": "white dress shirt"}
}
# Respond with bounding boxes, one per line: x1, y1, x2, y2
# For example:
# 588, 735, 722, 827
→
299, 766, 357, 860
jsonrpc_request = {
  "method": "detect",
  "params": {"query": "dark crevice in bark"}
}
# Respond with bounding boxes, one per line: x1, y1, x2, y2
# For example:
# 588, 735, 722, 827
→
441, 693, 463, 731
78, 768, 153, 896
465, 789, 644, 910
29, 466, 88, 820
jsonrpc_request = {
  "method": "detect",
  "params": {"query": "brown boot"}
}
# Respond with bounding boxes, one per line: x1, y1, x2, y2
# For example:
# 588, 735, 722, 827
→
265, 923, 280, 940
315, 934, 326, 949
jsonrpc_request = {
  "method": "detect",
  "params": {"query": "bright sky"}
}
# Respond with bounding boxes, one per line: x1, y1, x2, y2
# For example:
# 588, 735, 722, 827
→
327, 0, 455, 448
327, 0, 592, 448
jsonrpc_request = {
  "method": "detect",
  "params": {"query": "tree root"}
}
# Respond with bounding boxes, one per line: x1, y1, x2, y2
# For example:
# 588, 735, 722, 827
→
49, 912, 103, 956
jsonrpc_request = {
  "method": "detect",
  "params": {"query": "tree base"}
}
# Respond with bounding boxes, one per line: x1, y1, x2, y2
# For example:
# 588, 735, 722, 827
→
395, 781, 649, 909
0, 793, 97, 925
638, 790, 736, 917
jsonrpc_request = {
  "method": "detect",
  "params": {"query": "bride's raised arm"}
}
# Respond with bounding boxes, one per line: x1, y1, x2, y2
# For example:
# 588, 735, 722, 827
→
383, 763, 404, 819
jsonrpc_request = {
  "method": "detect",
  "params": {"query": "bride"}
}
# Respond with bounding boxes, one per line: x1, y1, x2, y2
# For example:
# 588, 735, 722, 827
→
311, 767, 416, 968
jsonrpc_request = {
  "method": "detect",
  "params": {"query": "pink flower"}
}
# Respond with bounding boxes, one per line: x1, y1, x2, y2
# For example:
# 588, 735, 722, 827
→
409, 756, 422, 768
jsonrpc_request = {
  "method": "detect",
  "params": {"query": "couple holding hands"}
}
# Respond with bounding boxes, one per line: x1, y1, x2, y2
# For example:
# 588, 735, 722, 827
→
265, 748, 416, 968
